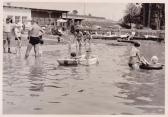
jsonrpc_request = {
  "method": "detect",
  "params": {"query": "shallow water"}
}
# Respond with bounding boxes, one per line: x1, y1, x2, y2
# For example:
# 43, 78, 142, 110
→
3, 40, 165, 114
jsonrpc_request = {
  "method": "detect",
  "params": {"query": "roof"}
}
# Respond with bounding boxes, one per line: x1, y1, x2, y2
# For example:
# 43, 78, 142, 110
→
62, 14, 106, 20
3, 5, 69, 13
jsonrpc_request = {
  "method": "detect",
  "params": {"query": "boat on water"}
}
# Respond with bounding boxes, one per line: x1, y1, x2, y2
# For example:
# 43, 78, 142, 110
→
79, 55, 99, 66
57, 59, 78, 66
57, 55, 99, 66
117, 39, 139, 45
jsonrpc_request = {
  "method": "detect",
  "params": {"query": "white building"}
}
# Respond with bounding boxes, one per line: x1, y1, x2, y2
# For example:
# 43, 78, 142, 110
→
3, 5, 31, 24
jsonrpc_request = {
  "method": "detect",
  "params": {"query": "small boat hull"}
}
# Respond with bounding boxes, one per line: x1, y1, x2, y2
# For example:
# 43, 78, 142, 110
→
57, 59, 78, 66
79, 56, 98, 66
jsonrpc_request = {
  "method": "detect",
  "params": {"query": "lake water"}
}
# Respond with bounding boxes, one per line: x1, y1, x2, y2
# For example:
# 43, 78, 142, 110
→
3, 39, 165, 114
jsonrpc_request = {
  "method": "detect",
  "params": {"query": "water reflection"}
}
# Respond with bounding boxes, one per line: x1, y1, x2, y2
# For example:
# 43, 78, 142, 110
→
3, 40, 164, 114
28, 58, 46, 92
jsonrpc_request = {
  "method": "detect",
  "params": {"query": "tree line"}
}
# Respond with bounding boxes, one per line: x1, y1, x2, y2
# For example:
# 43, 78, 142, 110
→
121, 3, 165, 30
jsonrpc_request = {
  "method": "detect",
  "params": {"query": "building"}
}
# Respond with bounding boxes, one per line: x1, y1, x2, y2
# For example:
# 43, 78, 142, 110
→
62, 13, 106, 28
3, 5, 31, 24
3, 4, 68, 27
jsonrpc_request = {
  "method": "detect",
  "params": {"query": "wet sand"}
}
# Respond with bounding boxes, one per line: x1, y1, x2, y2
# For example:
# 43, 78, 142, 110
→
3, 39, 165, 114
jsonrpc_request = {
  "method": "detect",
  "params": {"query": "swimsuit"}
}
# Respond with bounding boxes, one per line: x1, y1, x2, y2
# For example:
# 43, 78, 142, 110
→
29, 36, 41, 45
15, 37, 21, 40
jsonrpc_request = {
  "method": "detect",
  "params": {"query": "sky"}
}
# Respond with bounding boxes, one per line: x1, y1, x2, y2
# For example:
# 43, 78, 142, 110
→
5, 2, 128, 21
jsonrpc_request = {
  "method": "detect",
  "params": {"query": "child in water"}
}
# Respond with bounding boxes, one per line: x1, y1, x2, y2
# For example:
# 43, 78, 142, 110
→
140, 56, 162, 67
14, 24, 22, 55
75, 29, 83, 55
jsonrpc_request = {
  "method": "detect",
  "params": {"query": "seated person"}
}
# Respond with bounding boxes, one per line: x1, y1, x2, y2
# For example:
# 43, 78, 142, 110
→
140, 56, 162, 67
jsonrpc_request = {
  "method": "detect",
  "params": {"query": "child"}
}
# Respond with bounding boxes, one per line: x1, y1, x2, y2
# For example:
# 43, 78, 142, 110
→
127, 31, 135, 40
139, 55, 163, 69
14, 24, 22, 55
83, 31, 92, 50
75, 29, 83, 54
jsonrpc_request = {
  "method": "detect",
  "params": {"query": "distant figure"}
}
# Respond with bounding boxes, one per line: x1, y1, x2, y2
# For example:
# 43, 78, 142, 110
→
57, 27, 63, 42
3, 18, 14, 53
127, 31, 136, 40
25, 19, 44, 59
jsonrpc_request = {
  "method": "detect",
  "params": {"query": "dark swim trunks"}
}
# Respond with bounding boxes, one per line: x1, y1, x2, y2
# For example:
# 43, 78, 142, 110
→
29, 36, 41, 45
15, 37, 21, 40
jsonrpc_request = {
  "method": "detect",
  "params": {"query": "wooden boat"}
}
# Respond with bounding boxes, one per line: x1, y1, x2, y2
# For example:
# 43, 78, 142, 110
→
57, 55, 99, 66
79, 55, 99, 66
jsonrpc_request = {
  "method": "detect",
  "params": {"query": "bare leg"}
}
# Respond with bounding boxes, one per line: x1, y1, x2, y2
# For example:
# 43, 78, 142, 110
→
34, 44, 40, 58
3, 40, 6, 53
68, 42, 71, 57
18, 41, 22, 55
7, 35, 11, 53
25, 43, 33, 59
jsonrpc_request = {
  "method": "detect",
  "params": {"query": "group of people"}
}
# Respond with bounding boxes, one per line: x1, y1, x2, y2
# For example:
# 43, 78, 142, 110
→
3, 17, 161, 69
128, 42, 161, 70
68, 29, 92, 59
3, 17, 92, 60
3, 18, 45, 58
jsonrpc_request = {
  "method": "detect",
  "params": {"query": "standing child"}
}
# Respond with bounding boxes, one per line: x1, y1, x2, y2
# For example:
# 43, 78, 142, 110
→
83, 31, 92, 52
75, 29, 83, 56
14, 24, 22, 55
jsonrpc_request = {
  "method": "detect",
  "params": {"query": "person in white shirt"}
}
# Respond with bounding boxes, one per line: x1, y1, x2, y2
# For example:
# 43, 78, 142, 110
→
14, 24, 22, 55
3, 18, 14, 53
25, 19, 44, 59
127, 31, 136, 40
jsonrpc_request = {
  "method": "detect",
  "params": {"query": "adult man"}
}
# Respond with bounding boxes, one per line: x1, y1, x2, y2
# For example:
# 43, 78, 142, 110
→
25, 19, 44, 59
3, 18, 13, 53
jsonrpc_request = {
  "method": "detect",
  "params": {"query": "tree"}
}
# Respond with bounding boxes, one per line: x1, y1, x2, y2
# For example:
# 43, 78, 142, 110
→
124, 3, 142, 28
72, 10, 78, 15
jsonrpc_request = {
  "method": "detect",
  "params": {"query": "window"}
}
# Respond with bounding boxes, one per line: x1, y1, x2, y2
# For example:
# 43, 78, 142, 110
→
15, 16, 20, 23
22, 16, 27, 23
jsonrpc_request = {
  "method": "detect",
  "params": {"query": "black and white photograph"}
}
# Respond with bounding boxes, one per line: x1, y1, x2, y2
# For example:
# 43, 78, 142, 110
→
2, 0, 165, 115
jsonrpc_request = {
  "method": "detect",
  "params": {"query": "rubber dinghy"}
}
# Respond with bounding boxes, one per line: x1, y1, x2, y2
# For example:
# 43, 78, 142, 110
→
79, 55, 99, 66
57, 59, 78, 66
139, 64, 163, 70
